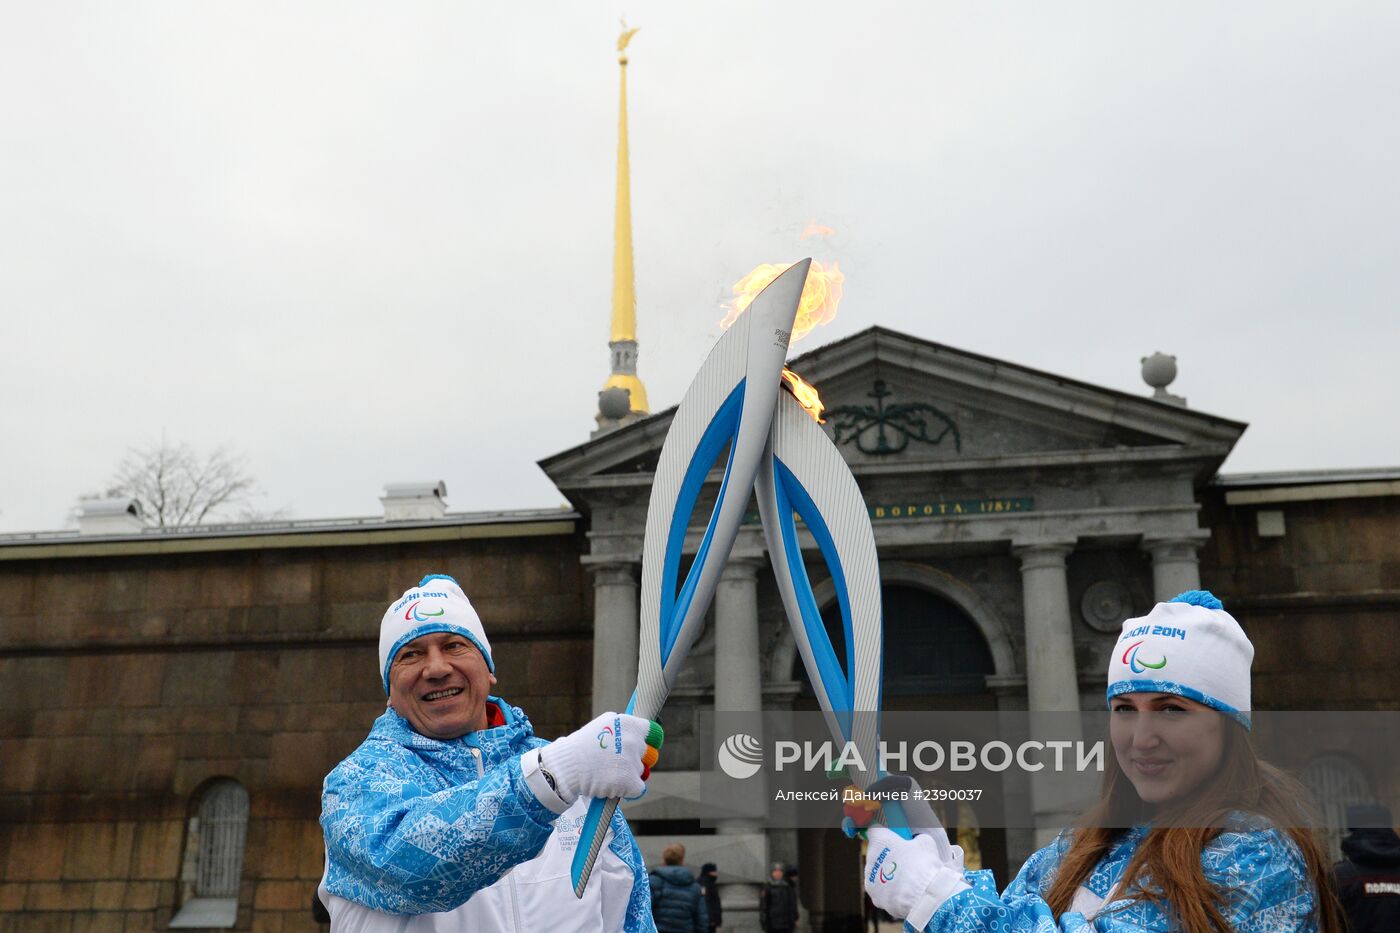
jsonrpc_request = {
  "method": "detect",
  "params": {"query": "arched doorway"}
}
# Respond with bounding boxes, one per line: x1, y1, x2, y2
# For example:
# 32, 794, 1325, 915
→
875, 584, 996, 702
791, 584, 999, 707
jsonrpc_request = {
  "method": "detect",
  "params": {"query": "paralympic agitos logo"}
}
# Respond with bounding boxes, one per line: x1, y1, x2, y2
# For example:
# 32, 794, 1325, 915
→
1122, 640, 1167, 674
598, 717, 624, 754
867, 847, 896, 884
403, 599, 447, 623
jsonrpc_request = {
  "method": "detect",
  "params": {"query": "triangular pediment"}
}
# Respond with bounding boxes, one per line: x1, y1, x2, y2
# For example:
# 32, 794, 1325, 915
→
785, 327, 1245, 465
539, 326, 1246, 500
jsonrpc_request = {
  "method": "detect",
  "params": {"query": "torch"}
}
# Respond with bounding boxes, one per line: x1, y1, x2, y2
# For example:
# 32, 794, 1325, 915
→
571, 259, 812, 896
756, 382, 914, 839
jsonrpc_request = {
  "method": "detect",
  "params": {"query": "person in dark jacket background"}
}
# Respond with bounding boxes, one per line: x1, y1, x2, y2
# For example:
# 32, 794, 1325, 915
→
1333, 804, 1400, 932
698, 862, 722, 930
758, 862, 799, 932
650, 843, 708, 933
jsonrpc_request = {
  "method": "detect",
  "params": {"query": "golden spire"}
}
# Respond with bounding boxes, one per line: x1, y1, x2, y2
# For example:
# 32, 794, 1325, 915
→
612, 27, 637, 346
600, 21, 649, 418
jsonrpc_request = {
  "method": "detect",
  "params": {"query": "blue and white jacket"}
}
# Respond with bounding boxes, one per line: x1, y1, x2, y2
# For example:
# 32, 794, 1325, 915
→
917, 816, 1319, 932
320, 698, 654, 932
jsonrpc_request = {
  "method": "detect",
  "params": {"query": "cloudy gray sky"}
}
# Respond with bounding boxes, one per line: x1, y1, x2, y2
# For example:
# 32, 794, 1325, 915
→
2, 2, 1397, 532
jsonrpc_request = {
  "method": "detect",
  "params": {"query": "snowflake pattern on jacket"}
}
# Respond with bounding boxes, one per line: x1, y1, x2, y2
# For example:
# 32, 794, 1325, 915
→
916, 815, 1320, 932
321, 698, 652, 929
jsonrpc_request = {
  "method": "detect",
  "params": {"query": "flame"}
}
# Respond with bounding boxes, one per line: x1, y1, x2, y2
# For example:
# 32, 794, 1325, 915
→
800, 221, 835, 240
720, 259, 844, 343
781, 367, 825, 423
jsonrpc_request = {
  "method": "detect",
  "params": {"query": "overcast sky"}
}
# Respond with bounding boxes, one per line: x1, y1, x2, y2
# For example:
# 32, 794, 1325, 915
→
2, 2, 1397, 532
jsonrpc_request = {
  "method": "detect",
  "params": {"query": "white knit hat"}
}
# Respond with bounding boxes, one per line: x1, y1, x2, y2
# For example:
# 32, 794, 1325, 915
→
378, 574, 493, 694
1105, 590, 1253, 728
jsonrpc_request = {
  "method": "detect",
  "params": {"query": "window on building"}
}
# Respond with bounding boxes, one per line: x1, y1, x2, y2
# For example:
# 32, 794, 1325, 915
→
1300, 755, 1373, 862
170, 778, 249, 929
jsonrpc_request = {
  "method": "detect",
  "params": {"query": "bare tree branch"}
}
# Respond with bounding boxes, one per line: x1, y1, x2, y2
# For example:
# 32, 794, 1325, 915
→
96, 441, 260, 529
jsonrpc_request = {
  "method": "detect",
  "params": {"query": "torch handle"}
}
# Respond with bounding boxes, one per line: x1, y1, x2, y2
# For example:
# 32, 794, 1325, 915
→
571, 797, 622, 898
880, 797, 916, 841
572, 689, 653, 897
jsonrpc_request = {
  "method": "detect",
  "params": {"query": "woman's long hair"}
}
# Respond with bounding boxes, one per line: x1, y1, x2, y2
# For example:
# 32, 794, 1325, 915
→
1043, 721, 1342, 933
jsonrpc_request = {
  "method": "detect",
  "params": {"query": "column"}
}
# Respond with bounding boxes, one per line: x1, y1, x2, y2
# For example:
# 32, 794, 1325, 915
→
1012, 542, 1079, 712
585, 560, 639, 717
714, 557, 765, 713
713, 556, 768, 930
1143, 534, 1209, 602
1013, 541, 1085, 847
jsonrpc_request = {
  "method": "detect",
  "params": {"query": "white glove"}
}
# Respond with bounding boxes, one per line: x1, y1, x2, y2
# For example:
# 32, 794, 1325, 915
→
539, 711, 659, 805
864, 826, 971, 929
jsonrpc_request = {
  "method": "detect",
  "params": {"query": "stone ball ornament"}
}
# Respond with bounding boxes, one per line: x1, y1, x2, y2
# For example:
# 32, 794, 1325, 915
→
1140, 352, 1178, 391
598, 386, 633, 420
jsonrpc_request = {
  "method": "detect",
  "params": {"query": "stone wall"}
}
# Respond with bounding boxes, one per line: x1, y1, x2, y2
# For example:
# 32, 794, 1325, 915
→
1198, 491, 1400, 709
6, 484, 1398, 929
0, 528, 591, 932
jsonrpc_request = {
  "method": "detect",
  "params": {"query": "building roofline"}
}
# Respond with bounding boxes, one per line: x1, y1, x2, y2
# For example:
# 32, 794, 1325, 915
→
541, 324, 1249, 482
0, 507, 579, 560
792, 326, 1249, 432
1213, 467, 1400, 506
1213, 467, 1400, 487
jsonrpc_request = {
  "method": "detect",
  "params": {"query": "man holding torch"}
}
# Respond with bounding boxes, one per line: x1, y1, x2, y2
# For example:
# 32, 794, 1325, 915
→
318, 574, 664, 931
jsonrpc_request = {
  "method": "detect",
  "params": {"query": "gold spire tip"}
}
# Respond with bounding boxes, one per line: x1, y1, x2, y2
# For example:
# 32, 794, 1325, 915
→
618, 23, 640, 53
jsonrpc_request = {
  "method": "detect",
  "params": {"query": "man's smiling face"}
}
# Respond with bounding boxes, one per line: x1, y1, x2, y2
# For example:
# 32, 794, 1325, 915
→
387, 631, 497, 740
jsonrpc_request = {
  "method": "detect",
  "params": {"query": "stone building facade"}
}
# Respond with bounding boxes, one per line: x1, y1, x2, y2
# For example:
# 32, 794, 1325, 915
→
0, 514, 590, 932
2, 327, 1397, 932
1201, 470, 1400, 709
540, 327, 1400, 927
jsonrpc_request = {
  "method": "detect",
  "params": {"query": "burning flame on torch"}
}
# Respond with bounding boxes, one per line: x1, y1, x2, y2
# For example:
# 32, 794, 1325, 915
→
720, 259, 844, 343
721, 256, 844, 423
780, 368, 825, 423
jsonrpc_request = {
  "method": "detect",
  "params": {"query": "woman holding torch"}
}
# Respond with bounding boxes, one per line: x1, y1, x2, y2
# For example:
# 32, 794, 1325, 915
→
861, 591, 1342, 933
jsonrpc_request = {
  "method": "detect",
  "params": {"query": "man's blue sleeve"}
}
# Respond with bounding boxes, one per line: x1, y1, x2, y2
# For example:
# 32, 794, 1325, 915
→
321, 746, 558, 915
